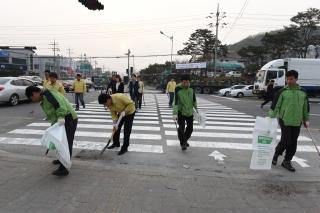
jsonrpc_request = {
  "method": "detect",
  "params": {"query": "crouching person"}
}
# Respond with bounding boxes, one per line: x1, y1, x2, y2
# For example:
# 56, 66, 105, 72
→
98, 93, 136, 155
25, 86, 78, 176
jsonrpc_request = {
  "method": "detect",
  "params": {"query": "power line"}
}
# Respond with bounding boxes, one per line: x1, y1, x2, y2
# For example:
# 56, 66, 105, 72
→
222, 0, 250, 42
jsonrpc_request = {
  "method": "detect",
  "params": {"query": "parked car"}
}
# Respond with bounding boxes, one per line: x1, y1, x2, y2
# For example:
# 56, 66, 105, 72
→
61, 78, 74, 93
226, 71, 242, 78
20, 75, 43, 82
0, 77, 43, 106
230, 85, 254, 98
85, 78, 93, 92
219, 85, 245, 96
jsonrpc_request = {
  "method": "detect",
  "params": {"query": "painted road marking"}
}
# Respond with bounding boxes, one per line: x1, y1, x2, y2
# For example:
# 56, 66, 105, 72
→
292, 156, 310, 168
77, 119, 159, 124
28, 123, 161, 131
78, 114, 159, 120
162, 119, 254, 125
160, 111, 246, 115
76, 111, 159, 116
162, 117, 255, 122
164, 131, 311, 141
0, 137, 163, 154
211, 95, 240, 101
160, 114, 253, 118
166, 140, 320, 153
9, 129, 162, 140
162, 124, 281, 132
209, 150, 226, 161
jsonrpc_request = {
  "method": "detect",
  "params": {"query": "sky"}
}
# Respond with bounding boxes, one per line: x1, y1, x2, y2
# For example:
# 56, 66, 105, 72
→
1, 0, 320, 74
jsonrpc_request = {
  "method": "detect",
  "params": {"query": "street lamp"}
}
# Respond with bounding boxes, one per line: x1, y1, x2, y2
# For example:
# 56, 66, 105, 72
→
160, 31, 174, 72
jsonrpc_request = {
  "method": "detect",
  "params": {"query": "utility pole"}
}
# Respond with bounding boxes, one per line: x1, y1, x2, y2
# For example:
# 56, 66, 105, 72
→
126, 49, 131, 78
67, 48, 73, 68
49, 40, 60, 74
132, 55, 135, 71
214, 3, 220, 78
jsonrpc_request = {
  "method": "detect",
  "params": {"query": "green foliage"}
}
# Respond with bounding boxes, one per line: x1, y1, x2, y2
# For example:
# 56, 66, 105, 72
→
178, 29, 228, 62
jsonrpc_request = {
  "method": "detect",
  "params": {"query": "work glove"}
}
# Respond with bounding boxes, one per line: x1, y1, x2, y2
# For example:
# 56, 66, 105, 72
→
173, 115, 178, 121
57, 118, 65, 126
304, 121, 310, 128
120, 111, 126, 118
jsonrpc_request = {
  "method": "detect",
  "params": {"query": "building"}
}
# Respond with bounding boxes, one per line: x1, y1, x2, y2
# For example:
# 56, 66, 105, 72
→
0, 46, 36, 77
33, 55, 77, 78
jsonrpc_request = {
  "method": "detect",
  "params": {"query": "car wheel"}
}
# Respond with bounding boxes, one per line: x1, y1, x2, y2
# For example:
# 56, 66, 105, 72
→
203, 87, 211, 94
237, 92, 244, 98
225, 91, 230, 96
195, 87, 202, 94
9, 94, 19, 106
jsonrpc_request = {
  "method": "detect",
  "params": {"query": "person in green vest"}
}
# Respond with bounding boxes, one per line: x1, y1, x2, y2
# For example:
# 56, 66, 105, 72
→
269, 70, 310, 172
25, 86, 78, 176
173, 74, 197, 151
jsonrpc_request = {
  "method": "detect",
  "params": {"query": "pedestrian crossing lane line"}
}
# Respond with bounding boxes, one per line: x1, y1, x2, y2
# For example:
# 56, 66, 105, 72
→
0, 137, 163, 154
9, 129, 162, 140
164, 131, 311, 141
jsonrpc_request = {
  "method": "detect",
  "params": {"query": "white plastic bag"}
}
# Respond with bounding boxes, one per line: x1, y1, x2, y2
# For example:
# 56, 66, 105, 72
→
250, 116, 278, 170
40, 124, 72, 170
194, 110, 206, 128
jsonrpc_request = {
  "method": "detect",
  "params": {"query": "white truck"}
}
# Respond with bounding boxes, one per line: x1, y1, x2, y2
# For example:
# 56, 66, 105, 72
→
254, 58, 320, 97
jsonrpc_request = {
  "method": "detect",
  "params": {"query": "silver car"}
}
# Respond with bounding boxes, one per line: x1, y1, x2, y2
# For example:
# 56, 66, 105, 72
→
0, 77, 42, 106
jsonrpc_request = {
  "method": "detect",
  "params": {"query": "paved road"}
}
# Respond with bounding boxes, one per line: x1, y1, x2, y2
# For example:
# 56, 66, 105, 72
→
0, 90, 320, 213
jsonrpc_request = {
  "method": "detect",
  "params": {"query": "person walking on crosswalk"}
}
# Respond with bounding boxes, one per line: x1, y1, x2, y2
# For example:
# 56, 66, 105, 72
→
72, 74, 86, 111
173, 74, 197, 150
98, 93, 136, 155
166, 78, 176, 108
25, 86, 78, 176
47, 72, 66, 96
269, 70, 310, 172
128, 74, 139, 109
137, 75, 144, 109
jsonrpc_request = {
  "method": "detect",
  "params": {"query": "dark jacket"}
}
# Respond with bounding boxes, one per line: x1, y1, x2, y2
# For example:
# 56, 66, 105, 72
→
107, 80, 116, 93
128, 80, 139, 97
115, 82, 124, 93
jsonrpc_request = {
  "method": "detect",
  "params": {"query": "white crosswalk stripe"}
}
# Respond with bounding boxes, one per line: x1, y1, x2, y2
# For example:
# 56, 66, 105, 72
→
155, 94, 314, 154
0, 93, 314, 157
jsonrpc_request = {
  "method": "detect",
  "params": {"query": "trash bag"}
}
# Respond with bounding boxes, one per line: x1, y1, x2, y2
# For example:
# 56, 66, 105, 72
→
250, 116, 278, 170
194, 110, 206, 128
40, 124, 72, 170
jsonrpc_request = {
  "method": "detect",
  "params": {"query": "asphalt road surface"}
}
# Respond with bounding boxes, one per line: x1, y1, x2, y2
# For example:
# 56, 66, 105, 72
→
0, 89, 320, 213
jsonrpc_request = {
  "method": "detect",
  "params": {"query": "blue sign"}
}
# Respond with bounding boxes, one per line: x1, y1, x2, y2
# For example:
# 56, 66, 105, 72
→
0, 51, 9, 57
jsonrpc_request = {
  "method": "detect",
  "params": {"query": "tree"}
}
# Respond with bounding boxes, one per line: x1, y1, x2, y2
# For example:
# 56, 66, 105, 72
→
289, 8, 320, 57
178, 29, 227, 62
237, 46, 269, 73
261, 28, 297, 59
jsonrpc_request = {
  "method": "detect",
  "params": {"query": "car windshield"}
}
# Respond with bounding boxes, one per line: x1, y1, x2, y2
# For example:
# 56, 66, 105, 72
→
0, 78, 10, 84
255, 70, 265, 82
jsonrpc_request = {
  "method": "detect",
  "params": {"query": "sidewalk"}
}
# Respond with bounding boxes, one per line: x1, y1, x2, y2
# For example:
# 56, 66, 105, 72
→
1, 150, 320, 213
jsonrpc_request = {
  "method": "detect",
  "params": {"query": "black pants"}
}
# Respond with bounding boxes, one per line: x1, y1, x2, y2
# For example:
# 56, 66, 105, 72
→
169, 92, 174, 106
261, 99, 270, 107
64, 114, 78, 157
75, 93, 85, 109
177, 113, 194, 146
130, 95, 138, 109
113, 113, 135, 148
137, 93, 143, 109
275, 119, 301, 161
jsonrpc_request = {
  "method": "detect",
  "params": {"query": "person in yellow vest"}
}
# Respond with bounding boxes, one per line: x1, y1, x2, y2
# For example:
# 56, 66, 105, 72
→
43, 70, 51, 89
72, 74, 86, 111
98, 93, 136, 155
166, 78, 176, 108
47, 72, 65, 96
137, 75, 144, 109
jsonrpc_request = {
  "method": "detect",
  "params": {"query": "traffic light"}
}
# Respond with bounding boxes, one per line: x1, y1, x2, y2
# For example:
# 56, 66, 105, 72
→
130, 67, 133, 75
126, 69, 129, 75
78, 0, 104, 10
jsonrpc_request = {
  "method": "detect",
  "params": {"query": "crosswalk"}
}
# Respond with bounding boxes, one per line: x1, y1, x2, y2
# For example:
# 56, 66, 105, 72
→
0, 93, 318, 159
